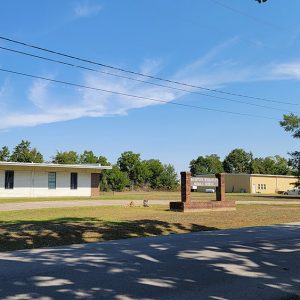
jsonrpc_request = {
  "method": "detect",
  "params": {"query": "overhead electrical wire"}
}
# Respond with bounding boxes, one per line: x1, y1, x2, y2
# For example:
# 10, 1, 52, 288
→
0, 67, 279, 121
0, 35, 296, 106
210, 0, 285, 31
0, 45, 294, 113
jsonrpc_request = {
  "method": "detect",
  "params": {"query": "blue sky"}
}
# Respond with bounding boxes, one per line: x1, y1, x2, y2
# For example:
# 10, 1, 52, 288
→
0, 0, 300, 171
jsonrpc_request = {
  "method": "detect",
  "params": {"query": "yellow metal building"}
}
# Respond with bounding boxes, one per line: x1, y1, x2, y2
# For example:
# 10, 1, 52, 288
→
195, 173, 297, 194
224, 174, 296, 194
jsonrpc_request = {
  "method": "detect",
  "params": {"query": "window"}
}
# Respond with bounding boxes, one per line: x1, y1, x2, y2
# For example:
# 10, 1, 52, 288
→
5, 171, 14, 189
48, 172, 56, 189
70, 173, 78, 190
258, 183, 266, 190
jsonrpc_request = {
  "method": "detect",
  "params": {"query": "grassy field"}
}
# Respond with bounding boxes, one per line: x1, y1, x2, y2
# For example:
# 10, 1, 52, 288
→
0, 204, 299, 252
1, 191, 300, 204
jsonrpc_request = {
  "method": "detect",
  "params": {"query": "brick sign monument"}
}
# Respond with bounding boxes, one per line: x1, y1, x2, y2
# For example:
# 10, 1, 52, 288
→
170, 172, 236, 212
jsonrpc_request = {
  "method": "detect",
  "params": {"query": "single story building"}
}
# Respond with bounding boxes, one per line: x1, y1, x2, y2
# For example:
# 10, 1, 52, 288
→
0, 162, 112, 198
195, 173, 297, 194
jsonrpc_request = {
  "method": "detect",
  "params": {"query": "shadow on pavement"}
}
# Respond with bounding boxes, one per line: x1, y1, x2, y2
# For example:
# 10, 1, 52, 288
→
0, 218, 218, 252
0, 223, 299, 299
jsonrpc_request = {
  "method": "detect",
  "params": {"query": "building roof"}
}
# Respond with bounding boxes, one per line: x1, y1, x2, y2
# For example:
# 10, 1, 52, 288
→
0, 161, 112, 171
250, 173, 297, 178
195, 173, 297, 179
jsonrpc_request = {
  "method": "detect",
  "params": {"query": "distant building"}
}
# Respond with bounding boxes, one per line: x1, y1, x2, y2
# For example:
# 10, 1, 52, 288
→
0, 162, 111, 198
195, 173, 297, 194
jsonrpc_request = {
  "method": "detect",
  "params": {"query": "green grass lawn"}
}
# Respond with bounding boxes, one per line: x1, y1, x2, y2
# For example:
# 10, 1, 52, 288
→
1, 191, 300, 204
0, 204, 299, 252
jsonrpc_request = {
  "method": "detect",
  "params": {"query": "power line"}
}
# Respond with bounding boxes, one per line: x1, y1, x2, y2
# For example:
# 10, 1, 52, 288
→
202, 23, 289, 59
210, 0, 285, 31
0, 45, 293, 113
0, 67, 279, 121
0, 35, 296, 106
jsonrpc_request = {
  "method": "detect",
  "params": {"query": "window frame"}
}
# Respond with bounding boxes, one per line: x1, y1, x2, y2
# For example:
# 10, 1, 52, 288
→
5, 170, 14, 189
48, 172, 56, 189
70, 172, 78, 190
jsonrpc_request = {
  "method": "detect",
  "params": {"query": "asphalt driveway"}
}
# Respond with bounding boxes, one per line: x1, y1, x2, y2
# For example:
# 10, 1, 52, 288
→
0, 222, 299, 299
0, 199, 300, 211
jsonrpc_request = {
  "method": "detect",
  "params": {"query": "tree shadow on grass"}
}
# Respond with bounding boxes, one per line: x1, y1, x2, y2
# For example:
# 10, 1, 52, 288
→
0, 218, 218, 252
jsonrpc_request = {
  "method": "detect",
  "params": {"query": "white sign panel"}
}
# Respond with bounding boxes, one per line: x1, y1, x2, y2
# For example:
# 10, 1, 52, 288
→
191, 177, 218, 187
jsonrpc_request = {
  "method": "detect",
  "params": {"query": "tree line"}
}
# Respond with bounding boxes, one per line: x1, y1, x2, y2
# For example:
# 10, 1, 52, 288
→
0, 140, 179, 192
190, 109, 300, 188
281, 113, 300, 187
190, 149, 292, 176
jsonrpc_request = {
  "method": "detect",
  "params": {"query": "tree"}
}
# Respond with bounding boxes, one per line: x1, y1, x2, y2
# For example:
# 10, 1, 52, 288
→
158, 164, 179, 191
103, 165, 130, 191
53, 151, 78, 164
251, 157, 265, 174
79, 150, 98, 164
10, 140, 43, 163
98, 156, 111, 166
117, 151, 146, 187
273, 155, 291, 175
280, 114, 300, 138
223, 148, 251, 173
132, 160, 150, 187
144, 159, 164, 189
0, 146, 10, 161
280, 113, 300, 187
288, 151, 300, 187
190, 154, 223, 176
251, 155, 291, 175
98, 159, 111, 191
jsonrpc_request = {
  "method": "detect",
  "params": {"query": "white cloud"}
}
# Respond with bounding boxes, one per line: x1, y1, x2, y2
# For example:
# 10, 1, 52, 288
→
174, 37, 239, 84
139, 59, 163, 76
270, 62, 300, 80
74, 1, 102, 18
1, 39, 300, 130
0, 60, 184, 129
0, 79, 11, 111
28, 78, 54, 110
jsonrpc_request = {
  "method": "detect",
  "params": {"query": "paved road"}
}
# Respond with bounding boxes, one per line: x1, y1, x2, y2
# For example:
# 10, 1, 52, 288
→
237, 200, 300, 205
0, 223, 299, 299
0, 199, 170, 211
0, 199, 300, 211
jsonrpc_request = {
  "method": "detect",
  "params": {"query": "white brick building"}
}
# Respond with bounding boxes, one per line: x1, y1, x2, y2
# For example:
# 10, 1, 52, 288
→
0, 162, 111, 198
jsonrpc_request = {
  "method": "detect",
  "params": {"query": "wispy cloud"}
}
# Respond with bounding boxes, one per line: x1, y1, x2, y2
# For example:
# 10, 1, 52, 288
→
0, 79, 11, 111
0, 83, 5, 99
139, 59, 163, 76
0, 62, 182, 129
270, 62, 300, 80
174, 37, 239, 83
1, 40, 300, 130
73, 1, 102, 18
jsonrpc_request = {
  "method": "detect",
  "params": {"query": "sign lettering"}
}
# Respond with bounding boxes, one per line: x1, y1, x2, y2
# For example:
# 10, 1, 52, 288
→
191, 177, 218, 187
